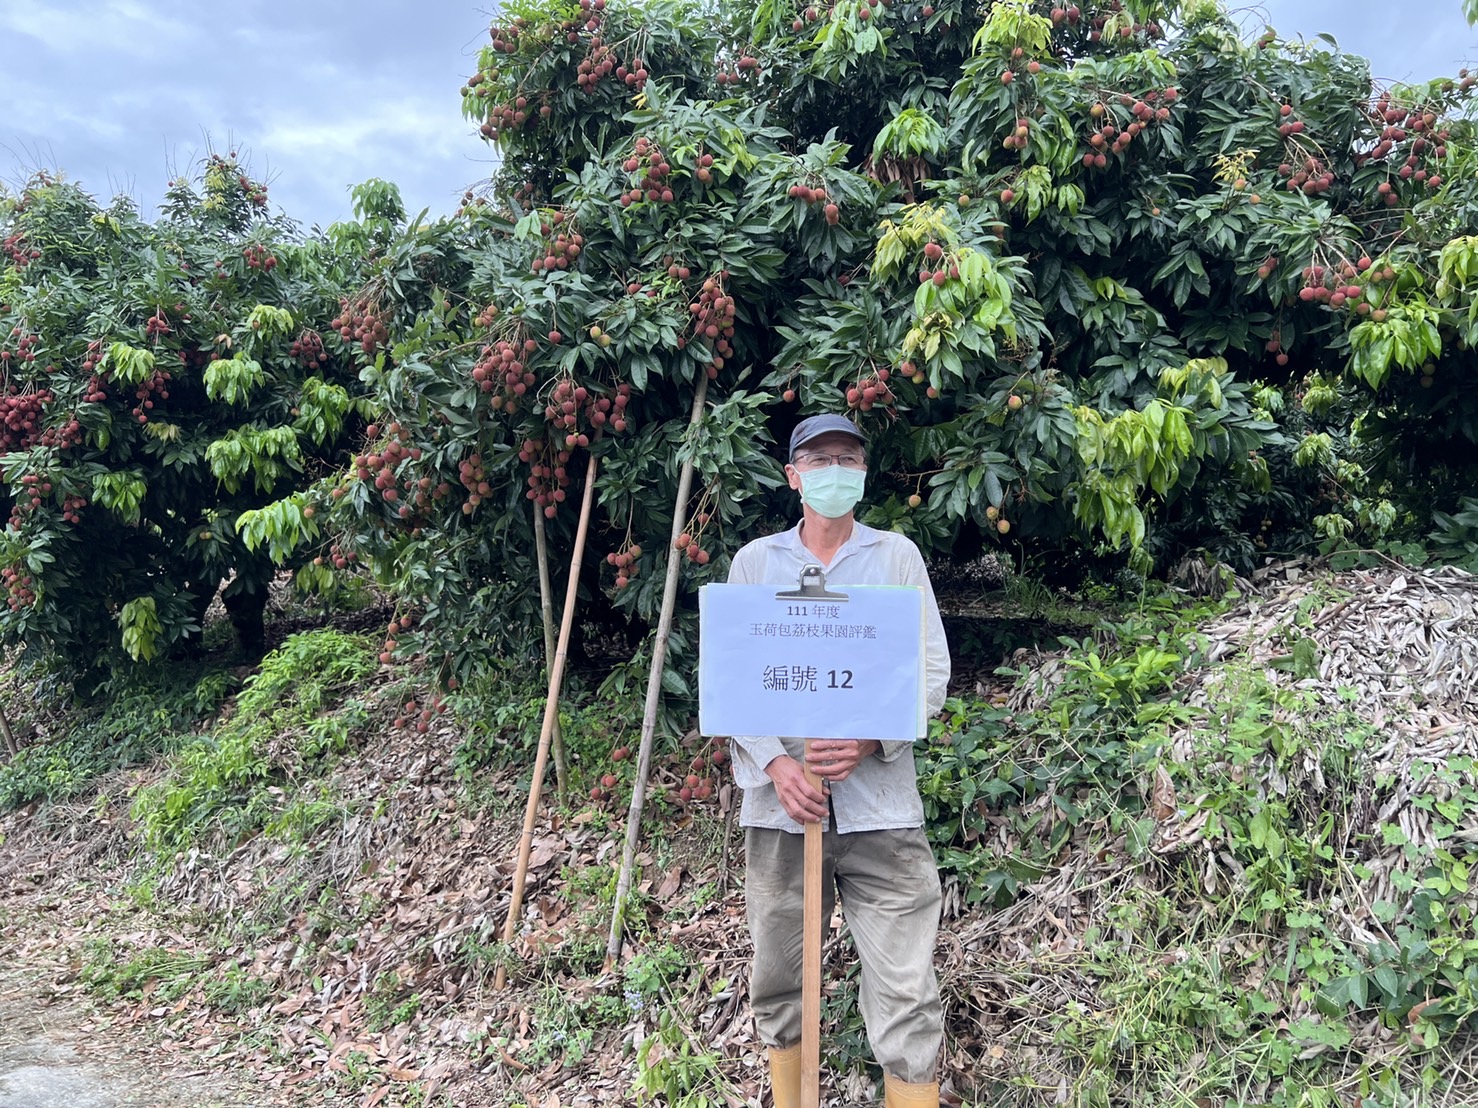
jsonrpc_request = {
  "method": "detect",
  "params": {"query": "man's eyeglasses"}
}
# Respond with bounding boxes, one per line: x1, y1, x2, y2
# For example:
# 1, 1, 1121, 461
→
791, 451, 866, 471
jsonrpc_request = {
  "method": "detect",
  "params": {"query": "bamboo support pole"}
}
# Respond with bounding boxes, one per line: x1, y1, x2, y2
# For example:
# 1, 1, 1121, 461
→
495, 450, 600, 991
0, 702, 18, 758
604, 375, 710, 966
532, 501, 569, 797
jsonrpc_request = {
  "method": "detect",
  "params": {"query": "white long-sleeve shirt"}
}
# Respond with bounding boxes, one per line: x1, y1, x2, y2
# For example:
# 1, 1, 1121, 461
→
726, 520, 951, 833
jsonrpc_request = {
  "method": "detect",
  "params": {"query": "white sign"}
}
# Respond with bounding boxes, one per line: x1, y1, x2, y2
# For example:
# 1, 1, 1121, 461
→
698, 583, 925, 741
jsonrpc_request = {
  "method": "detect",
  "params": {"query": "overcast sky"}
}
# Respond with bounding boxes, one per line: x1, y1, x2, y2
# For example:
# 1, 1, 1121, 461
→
1, 1, 1474, 232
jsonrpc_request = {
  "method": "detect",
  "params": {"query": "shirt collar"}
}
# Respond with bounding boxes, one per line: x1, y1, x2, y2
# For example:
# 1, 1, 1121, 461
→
782, 518, 884, 559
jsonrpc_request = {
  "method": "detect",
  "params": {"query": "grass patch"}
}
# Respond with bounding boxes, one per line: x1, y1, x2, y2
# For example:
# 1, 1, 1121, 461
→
0, 661, 238, 810
130, 628, 376, 856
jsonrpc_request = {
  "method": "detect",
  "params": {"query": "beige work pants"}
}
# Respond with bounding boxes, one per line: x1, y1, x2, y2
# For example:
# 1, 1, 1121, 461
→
745, 825, 943, 1084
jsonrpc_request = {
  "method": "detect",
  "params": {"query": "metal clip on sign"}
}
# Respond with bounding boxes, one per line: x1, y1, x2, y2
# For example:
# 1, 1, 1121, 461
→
774, 562, 849, 602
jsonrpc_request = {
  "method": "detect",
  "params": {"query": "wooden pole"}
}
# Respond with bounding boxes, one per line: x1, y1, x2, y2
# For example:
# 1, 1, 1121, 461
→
605, 375, 709, 966
0, 701, 18, 758
532, 501, 569, 798
801, 739, 824, 1108
495, 450, 600, 991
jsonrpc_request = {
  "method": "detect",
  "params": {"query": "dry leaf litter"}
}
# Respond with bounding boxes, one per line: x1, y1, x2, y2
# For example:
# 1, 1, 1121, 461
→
0, 560, 1474, 1106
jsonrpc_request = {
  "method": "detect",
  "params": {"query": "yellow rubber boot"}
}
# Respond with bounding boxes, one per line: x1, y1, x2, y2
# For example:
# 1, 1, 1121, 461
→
883, 1073, 939, 1107
768, 1043, 802, 1108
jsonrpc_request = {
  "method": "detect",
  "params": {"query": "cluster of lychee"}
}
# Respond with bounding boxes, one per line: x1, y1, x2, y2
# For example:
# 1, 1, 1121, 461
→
590, 734, 729, 807
1, 565, 37, 611
1000, 114, 1036, 157
35, 414, 84, 451
845, 368, 895, 412
143, 312, 173, 341
0, 386, 50, 451
1296, 257, 1389, 317
129, 368, 171, 425
458, 452, 491, 515
917, 240, 959, 287
1274, 102, 1306, 140
391, 694, 449, 734
472, 336, 537, 414
9, 472, 54, 517
0, 329, 39, 365
477, 92, 551, 141
619, 136, 676, 206
5, 477, 85, 531
687, 275, 737, 379
1277, 155, 1335, 197
379, 612, 417, 666
897, 360, 940, 399
352, 421, 434, 521
678, 737, 730, 804
330, 296, 389, 358
81, 371, 109, 405
288, 329, 328, 369
1052, 2, 1164, 41
1253, 515, 1274, 550
228, 168, 269, 210
3, 232, 38, 269
544, 376, 632, 449
1264, 330, 1290, 368
488, 17, 526, 54
790, 5, 822, 32
605, 541, 643, 589
570, 35, 643, 95
1079, 91, 1176, 168
693, 151, 718, 185
530, 227, 584, 277
1362, 97, 1450, 197
715, 54, 762, 85
519, 436, 576, 519
787, 181, 840, 224
312, 541, 360, 571
242, 244, 278, 271
676, 761, 719, 802
674, 510, 715, 565
58, 492, 87, 524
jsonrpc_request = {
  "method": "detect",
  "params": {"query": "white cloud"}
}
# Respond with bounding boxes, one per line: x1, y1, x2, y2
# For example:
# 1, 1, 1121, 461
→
0, 0, 193, 57
256, 99, 469, 169
5, 93, 131, 145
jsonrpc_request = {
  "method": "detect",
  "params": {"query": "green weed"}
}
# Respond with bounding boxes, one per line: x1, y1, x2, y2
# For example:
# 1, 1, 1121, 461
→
364, 971, 422, 1032
632, 1007, 742, 1107
0, 662, 238, 810
79, 938, 207, 1003
130, 628, 375, 854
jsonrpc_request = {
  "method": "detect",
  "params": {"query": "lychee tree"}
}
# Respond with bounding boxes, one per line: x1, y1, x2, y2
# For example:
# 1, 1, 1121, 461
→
0, 159, 371, 676
229, 0, 1478, 726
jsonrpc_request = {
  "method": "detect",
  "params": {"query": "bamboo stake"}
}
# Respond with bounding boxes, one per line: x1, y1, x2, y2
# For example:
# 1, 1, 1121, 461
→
532, 500, 569, 798
0, 702, 18, 758
716, 775, 738, 898
604, 374, 710, 966
801, 741, 824, 1108
495, 450, 600, 991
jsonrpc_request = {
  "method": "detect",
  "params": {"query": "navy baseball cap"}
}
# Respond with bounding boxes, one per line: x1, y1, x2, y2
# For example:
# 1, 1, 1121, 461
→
788, 414, 865, 458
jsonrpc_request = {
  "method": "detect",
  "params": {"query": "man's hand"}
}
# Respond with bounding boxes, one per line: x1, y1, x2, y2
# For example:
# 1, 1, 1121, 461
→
805, 739, 880, 782
763, 755, 829, 824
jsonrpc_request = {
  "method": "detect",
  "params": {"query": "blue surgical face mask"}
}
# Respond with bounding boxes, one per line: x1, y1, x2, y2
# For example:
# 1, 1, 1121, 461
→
798, 464, 866, 518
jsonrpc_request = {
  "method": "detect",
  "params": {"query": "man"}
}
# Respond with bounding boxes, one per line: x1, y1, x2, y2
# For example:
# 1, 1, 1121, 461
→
728, 413, 951, 1108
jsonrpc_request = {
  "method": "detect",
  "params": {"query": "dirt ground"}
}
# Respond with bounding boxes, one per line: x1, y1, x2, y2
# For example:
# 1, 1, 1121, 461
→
0, 935, 273, 1108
